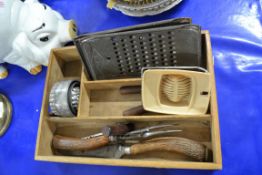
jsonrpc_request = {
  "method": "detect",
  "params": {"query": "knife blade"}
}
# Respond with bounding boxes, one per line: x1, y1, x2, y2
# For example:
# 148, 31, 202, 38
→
57, 145, 120, 158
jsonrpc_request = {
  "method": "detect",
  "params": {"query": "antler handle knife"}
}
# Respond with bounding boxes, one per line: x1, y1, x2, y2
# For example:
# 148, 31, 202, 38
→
56, 137, 212, 162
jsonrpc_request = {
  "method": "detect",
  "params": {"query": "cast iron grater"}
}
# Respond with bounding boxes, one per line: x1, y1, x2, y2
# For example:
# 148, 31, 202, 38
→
75, 18, 192, 41
74, 19, 203, 80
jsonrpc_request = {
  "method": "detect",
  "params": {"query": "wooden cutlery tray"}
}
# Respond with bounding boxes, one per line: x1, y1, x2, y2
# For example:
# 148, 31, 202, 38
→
35, 31, 222, 169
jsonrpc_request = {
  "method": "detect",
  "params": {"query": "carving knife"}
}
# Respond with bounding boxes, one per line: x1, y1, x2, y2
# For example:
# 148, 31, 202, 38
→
57, 137, 212, 162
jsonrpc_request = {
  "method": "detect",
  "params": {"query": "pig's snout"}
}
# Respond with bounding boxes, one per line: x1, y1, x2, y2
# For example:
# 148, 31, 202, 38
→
58, 20, 77, 43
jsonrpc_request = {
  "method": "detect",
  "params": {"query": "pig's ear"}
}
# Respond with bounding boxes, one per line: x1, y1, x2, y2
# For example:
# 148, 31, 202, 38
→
12, 32, 35, 60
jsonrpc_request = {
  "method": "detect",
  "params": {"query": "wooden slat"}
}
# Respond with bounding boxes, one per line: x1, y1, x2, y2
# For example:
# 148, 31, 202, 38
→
84, 78, 141, 89
35, 51, 58, 156
204, 31, 222, 165
48, 114, 211, 123
35, 155, 222, 169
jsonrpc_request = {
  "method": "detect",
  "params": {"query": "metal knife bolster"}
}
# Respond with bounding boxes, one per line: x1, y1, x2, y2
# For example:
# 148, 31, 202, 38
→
116, 146, 131, 158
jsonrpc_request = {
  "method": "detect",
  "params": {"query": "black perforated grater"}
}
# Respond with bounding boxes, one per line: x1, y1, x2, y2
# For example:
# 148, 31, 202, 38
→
74, 18, 204, 80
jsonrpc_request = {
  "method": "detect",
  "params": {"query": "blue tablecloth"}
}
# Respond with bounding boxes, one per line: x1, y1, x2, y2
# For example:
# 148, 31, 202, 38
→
1, 0, 262, 174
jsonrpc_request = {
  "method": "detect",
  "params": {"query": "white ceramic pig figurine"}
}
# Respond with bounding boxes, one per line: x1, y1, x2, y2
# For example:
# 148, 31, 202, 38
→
0, 0, 77, 79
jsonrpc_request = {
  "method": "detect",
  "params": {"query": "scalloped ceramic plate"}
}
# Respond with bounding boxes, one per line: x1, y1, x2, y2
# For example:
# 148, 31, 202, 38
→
107, 0, 183, 17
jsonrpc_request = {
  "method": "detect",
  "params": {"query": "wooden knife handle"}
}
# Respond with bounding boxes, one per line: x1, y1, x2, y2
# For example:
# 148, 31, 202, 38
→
123, 105, 146, 116
120, 86, 141, 95
52, 135, 109, 151
129, 137, 212, 162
